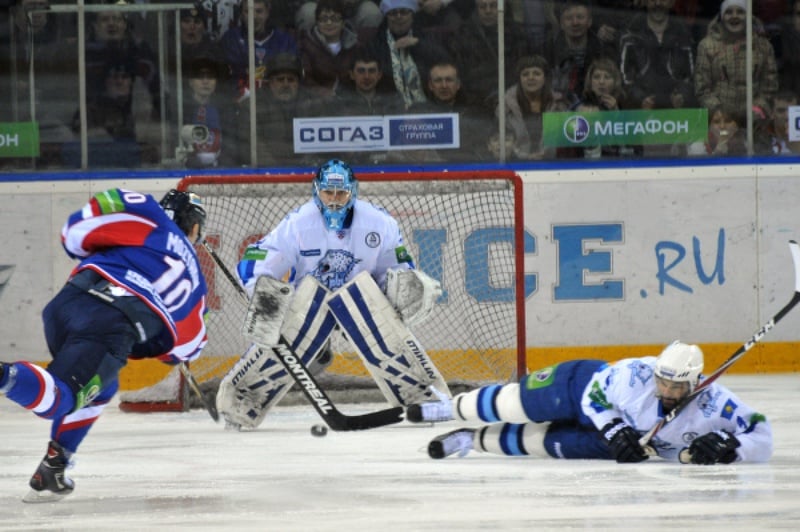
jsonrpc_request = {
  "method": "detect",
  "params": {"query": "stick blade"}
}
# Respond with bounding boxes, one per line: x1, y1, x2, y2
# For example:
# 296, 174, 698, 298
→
326, 406, 406, 431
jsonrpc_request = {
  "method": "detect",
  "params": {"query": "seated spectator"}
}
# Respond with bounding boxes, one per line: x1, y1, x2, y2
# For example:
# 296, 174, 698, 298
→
219, 0, 297, 102
235, 53, 320, 167
687, 103, 748, 156
178, 4, 224, 69
694, 0, 778, 117
336, 47, 405, 115
299, 0, 361, 100
765, 90, 800, 155
497, 55, 566, 160
407, 59, 492, 162
181, 56, 236, 168
449, 0, 530, 112
561, 57, 639, 159
83, 8, 161, 121
544, 0, 618, 109
619, 0, 696, 157
478, 124, 520, 162
64, 60, 142, 168
296, 0, 384, 34
414, 0, 463, 49
591, 0, 639, 51
366, 0, 451, 109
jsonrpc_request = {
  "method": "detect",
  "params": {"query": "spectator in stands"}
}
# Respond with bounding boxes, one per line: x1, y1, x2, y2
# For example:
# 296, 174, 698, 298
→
498, 55, 566, 161
414, 0, 463, 50
449, 0, 530, 112
181, 56, 236, 168
299, 0, 361, 101
0, 0, 74, 165
407, 59, 491, 162
178, 4, 224, 69
544, 0, 617, 110
296, 0, 384, 34
195, 0, 245, 42
236, 53, 320, 166
776, 0, 800, 99
219, 0, 297, 102
337, 47, 405, 115
562, 57, 639, 159
478, 124, 520, 162
672, 0, 722, 47
591, 0, 638, 50
694, 0, 778, 117
765, 90, 800, 155
366, 0, 451, 109
687, 103, 748, 156
83, 8, 161, 121
619, 0, 696, 157
64, 60, 142, 169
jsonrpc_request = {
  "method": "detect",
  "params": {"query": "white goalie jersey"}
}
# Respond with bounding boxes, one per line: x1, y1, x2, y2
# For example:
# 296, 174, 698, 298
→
237, 199, 414, 295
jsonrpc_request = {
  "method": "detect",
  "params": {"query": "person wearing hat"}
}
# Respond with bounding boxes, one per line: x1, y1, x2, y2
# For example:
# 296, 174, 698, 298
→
233, 52, 320, 166
181, 56, 236, 168
364, 0, 451, 109
219, 0, 297, 102
694, 0, 778, 119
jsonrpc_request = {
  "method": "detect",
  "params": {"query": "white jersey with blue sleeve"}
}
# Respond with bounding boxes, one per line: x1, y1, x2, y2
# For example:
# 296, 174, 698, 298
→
237, 199, 414, 295
581, 357, 773, 463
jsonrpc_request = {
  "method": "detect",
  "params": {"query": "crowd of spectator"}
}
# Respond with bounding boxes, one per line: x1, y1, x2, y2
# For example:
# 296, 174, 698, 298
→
1, 0, 800, 170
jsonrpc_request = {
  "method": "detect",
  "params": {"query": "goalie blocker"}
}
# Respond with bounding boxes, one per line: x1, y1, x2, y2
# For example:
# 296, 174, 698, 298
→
216, 271, 448, 430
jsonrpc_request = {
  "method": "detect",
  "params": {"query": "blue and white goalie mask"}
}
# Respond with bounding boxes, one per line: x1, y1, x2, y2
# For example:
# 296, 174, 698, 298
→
312, 159, 358, 231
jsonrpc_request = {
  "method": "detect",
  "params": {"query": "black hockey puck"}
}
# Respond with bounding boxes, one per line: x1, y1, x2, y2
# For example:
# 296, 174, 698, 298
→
311, 424, 328, 437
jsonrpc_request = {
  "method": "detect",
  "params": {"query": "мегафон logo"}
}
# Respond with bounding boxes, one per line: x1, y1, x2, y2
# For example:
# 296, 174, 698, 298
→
563, 115, 590, 144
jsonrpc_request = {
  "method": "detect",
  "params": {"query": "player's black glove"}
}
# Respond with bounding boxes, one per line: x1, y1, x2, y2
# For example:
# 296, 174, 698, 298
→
601, 418, 649, 463
687, 430, 740, 465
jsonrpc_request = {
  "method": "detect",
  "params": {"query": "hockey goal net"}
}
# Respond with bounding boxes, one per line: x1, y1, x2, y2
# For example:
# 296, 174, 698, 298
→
119, 170, 526, 411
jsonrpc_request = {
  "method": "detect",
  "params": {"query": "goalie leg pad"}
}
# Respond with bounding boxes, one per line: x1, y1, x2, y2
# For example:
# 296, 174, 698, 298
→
242, 276, 294, 346
217, 277, 337, 430
327, 271, 450, 406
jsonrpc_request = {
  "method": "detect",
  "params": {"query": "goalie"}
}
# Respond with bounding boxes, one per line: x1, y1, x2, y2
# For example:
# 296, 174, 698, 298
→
217, 159, 448, 430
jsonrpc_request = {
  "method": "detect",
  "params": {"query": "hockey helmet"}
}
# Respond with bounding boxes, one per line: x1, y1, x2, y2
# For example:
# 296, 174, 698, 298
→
160, 189, 206, 242
312, 159, 358, 231
654, 340, 704, 393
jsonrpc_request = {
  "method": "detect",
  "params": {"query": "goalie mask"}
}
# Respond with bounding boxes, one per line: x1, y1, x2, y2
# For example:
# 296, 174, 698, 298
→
313, 159, 357, 231
654, 340, 704, 397
160, 189, 207, 242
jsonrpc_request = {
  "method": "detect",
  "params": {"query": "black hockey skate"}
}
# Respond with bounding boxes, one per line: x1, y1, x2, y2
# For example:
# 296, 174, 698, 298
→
23, 440, 75, 503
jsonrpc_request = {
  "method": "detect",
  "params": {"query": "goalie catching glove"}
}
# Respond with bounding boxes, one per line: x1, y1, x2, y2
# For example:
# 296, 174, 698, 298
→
601, 418, 649, 463
686, 430, 740, 465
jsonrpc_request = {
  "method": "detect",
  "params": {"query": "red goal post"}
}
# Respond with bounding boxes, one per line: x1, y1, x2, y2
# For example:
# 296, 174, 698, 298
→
120, 169, 527, 411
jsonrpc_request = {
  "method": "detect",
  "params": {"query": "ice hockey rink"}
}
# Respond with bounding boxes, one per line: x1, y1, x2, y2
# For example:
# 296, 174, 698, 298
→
1, 374, 799, 531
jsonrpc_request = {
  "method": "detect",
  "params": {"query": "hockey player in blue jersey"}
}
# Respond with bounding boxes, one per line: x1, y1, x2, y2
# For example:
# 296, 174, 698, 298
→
407, 341, 773, 465
0, 188, 209, 502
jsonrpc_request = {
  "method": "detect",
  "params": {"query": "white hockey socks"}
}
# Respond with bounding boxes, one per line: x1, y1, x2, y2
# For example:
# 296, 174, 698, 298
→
452, 383, 529, 423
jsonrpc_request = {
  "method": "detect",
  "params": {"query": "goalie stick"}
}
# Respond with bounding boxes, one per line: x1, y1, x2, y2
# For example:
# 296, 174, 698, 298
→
179, 363, 219, 422
640, 239, 800, 450
200, 241, 405, 431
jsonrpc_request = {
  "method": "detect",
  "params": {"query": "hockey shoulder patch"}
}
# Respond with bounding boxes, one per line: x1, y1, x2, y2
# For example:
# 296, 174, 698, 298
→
327, 271, 450, 406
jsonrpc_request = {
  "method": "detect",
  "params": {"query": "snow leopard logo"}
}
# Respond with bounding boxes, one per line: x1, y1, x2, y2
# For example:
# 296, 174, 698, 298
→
312, 249, 360, 290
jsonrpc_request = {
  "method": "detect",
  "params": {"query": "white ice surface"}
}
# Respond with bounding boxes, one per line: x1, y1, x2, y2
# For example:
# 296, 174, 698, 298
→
2, 375, 800, 531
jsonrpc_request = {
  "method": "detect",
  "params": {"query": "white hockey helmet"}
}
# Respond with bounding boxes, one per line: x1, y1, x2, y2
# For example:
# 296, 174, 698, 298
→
654, 341, 704, 393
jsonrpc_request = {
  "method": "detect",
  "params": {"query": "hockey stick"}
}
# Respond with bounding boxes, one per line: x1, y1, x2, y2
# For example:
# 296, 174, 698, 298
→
640, 239, 800, 449
200, 240, 405, 431
179, 362, 219, 422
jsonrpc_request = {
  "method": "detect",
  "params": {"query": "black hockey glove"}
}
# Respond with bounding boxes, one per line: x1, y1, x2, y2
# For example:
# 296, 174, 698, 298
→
687, 430, 740, 465
601, 418, 649, 463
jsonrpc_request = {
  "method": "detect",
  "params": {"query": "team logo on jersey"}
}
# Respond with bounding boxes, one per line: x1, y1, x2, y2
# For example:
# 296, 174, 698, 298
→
395, 245, 413, 264
365, 232, 381, 248
627, 360, 653, 386
682, 432, 699, 445
696, 388, 721, 418
312, 249, 360, 290
525, 365, 557, 389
